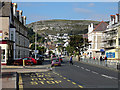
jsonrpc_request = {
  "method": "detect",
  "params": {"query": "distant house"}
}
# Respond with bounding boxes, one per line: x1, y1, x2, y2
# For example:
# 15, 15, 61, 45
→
88, 21, 108, 58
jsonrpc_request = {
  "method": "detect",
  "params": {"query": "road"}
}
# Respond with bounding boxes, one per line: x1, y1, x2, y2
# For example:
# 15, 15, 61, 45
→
18, 58, 120, 89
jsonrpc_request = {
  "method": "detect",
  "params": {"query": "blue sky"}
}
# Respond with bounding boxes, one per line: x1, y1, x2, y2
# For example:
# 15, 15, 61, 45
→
16, 2, 118, 24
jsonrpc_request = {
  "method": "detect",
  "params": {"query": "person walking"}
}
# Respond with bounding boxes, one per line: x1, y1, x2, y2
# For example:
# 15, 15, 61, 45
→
104, 56, 107, 67
69, 55, 73, 65
100, 56, 103, 65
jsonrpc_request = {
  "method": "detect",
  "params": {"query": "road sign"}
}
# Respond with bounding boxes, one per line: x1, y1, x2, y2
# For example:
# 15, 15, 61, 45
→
34, 50, 39, 54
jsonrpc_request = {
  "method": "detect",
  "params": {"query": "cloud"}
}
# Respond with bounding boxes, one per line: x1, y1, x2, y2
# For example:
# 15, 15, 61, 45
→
88, 3, 95, 7
74, 8, 93, 13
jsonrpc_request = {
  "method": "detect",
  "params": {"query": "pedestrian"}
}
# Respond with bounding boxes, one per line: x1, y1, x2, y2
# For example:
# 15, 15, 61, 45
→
100, 56, 103, 61
93, 57, 95, 60
100, 56, 103, 64
69, 55, 73, 65
104, 56, 107, 67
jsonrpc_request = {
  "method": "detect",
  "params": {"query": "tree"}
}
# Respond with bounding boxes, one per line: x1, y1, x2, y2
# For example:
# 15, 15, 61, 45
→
69, 35, 84, 55
69, 35, 83, 49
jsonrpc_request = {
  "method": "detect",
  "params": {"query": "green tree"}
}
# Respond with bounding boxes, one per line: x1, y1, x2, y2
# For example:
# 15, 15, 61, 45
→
69, 35, 84, 52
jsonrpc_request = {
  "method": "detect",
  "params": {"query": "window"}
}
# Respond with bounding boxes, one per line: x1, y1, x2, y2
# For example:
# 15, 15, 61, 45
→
1, 49, 5, 62
11, 33, 13, 41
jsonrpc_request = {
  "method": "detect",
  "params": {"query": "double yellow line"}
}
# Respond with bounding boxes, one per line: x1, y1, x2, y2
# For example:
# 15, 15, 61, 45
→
19, 73, 23, 90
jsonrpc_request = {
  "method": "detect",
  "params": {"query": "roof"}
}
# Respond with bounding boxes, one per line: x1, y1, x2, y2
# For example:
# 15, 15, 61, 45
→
93, 21, 108, 32
0, 2, 12, 17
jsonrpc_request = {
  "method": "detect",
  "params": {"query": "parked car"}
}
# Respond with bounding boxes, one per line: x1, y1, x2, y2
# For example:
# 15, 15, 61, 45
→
32, 54, 44, 65
51, 58, 61, 67
14, 57, 37, 65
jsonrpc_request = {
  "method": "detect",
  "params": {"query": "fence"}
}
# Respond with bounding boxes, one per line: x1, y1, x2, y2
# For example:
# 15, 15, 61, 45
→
65, 56, 119, 69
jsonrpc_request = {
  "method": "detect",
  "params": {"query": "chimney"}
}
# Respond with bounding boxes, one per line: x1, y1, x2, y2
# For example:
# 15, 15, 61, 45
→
22, 16, 26, 26
12, 3, 17, 17
91, 23, 94, 32
19, 10, 23, 22
115, 14, 118, 23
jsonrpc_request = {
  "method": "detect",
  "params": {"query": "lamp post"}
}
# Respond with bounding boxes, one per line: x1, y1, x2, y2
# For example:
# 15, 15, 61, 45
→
35, 27, 37, 59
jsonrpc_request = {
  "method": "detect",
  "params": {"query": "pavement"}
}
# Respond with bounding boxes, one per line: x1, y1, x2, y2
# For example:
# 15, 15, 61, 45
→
66, 56, 120, 70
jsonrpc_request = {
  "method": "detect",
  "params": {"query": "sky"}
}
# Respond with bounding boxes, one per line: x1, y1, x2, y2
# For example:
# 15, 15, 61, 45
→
15, 2, 118, 24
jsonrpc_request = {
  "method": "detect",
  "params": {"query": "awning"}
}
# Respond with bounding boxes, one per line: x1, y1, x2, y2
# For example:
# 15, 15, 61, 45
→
100, 49, 105, 52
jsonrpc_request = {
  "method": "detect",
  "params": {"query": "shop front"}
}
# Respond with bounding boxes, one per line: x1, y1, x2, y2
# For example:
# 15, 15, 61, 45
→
105, 49, 118, 60
0, 41, 14, 65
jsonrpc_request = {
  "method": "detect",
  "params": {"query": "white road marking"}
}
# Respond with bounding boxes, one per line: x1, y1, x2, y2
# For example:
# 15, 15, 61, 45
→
85, 69, 90, 72
81, 67, 84, 69
77, 66, 79, 67
74, 65, 77, 66
91, 71, 99, 74
101, 74, 118, 79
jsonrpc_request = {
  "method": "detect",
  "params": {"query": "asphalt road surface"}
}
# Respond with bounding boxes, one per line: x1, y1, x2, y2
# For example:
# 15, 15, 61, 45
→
18, 58, 120, 89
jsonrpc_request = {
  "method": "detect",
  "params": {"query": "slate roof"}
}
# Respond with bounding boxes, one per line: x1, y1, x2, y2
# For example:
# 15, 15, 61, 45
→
93, 21, 108, 32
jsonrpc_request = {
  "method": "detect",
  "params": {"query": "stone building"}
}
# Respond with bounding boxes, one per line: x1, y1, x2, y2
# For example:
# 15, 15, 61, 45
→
0, 2, 29, 65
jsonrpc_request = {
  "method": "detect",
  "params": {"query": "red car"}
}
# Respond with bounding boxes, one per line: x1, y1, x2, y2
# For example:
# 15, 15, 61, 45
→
14, 57, 37, 65
51, 58, 61, 67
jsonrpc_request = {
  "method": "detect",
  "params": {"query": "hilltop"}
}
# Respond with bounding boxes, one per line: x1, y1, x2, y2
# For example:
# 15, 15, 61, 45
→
27, 19, 100, 35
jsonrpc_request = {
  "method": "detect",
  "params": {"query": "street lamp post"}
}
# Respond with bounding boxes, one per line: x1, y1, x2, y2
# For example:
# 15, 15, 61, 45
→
35, 28, 37, 59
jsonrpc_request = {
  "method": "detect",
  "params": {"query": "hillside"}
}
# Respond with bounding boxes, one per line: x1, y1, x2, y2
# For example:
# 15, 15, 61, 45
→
27, 19, 100, 35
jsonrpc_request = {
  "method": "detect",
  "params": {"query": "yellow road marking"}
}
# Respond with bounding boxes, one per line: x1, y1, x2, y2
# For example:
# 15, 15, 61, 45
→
55, 80, 62, 84
63, 77, 66, 79
46, 81, 55, 84
19, 73, 23, 89
67, 80, 70, 82
31, 81, 38, 85
78, 85, 83, 88
72, 82, 76, 85
43, 78, 46, 80
38, 81, 45, 84
46, 78, 54, 80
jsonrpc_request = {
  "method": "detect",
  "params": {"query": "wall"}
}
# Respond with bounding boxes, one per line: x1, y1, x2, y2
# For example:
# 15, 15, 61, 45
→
0, 17, 9, 40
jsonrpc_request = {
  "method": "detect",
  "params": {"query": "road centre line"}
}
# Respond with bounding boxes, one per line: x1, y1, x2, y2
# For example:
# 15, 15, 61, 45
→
101, 74, 118, 79
81, 67, 84, 69
91, 71, 99, 74
85, 69, 90, 72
